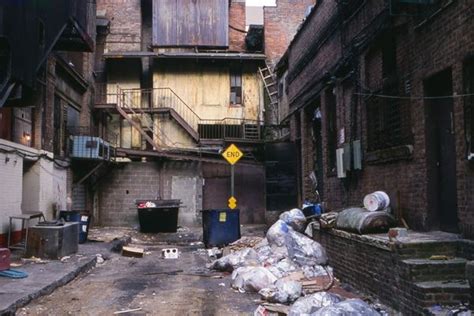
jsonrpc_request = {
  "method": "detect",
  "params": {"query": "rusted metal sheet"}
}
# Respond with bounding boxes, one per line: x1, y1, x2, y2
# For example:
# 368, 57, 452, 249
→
153, 0, 229, 47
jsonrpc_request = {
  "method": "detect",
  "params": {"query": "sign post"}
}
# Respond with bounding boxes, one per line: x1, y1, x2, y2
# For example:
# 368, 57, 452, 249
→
221, 144, 243, 209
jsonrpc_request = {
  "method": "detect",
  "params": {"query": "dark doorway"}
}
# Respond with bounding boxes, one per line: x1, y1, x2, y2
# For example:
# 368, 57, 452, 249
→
424, 69, 459, 232
265, 142, 298, 212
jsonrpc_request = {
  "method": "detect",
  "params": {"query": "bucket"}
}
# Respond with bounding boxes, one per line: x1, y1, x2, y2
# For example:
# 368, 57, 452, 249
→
363, 191, 390, 211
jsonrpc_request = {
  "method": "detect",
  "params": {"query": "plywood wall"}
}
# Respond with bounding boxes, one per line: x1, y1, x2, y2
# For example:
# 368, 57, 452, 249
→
153, 62, 262, 122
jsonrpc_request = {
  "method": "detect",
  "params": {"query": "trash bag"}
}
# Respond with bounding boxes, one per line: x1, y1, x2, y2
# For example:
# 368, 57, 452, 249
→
280, 208, 307, 232
335, 208, 396, 234
311, 299, 380, 316
267, 219, 291, 248
259, 279, 302, 304
286, 230, 328, 266
288, 292, 344, 316
267, 258, 300, 278
301, 265, 330, 279
231, 266, 278, 293
211, 247, 259, 272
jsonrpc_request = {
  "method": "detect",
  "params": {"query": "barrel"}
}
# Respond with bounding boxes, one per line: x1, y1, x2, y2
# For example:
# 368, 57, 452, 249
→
363, 191, 390, 212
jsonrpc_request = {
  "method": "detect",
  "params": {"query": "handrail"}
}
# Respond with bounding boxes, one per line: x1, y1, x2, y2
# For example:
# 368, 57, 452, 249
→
111, 86, 264, 142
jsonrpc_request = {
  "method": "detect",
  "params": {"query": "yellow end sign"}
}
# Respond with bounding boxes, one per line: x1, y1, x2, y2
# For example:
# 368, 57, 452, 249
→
222, 144, 243, 165
228, 196, 237, 209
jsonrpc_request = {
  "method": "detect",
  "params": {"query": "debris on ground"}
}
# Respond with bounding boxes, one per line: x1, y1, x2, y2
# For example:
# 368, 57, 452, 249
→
110, 236, 132, 253
121, 246, 144, 258
210, 208, 388, 315
162, 248, 179, 259
113, 307, 142, 314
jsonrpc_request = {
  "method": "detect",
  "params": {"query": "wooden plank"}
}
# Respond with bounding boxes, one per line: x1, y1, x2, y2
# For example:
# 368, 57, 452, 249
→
121, 246, 144, 258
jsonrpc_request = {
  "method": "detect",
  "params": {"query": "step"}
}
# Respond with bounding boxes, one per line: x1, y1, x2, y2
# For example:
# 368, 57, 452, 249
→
396, 241, 459, 259
400, 258, 467, 282
413, 280, 471, 307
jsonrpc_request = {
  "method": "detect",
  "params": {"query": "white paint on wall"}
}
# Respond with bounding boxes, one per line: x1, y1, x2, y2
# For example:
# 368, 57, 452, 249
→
171, 176, 202, 227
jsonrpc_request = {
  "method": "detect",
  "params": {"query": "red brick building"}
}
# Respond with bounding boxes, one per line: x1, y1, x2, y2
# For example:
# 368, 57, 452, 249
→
282, 0, 473, 235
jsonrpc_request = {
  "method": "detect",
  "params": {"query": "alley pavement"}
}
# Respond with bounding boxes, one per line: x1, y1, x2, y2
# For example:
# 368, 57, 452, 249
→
1, 226, 265, 315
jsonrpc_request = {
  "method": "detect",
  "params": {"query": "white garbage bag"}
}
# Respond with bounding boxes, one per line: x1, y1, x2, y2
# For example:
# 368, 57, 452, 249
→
280, 208, 307, 232
288, 292, 343, 316
211, 247, 259, 272
301, 265, 331, 279
231, 266, 278, 293
267, 258, 300, 278
311, 299, 380, 315
267, 219, 292, 248
286, 230, 328, 266
259, 279, 302, 304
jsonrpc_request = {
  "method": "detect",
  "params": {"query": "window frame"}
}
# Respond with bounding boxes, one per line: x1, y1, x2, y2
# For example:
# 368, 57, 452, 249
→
230, 67, 243, 106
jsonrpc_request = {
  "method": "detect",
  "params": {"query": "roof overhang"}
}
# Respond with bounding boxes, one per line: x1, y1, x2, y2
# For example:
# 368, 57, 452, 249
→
54, 17, 94, 52
103, 51, 266, 61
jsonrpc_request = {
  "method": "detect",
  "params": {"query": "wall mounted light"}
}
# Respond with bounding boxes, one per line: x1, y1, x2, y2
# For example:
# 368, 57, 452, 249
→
23, 132, 31, 142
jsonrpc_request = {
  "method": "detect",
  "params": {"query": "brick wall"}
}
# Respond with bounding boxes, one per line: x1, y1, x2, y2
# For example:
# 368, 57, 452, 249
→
314, 227, 470, 314
285, 0, 473, 232
264, 0, 315, 67
229, 0, 246, 52
97, 0, 142, 52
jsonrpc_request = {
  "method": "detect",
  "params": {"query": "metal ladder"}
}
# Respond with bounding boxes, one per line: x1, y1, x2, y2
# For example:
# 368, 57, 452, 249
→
258, 61, 278, 108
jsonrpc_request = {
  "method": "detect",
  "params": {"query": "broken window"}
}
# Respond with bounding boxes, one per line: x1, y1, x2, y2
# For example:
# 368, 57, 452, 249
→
230, 67, 242, 105
325, 87, 337, 174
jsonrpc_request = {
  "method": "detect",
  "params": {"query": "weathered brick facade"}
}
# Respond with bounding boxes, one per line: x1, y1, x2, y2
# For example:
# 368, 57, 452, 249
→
97, 0, 142, 52
229, 0, 247, 52
284, 0, 474, 234
264, 0, 315, 67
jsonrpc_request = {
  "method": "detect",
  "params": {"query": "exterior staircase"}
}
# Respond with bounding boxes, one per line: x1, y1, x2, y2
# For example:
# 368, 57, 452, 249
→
96, 85, 263, 151
259, 61, 279, 125
395, 240, 471, 313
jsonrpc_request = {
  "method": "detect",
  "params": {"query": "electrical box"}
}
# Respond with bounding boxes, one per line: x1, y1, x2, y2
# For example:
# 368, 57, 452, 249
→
353, 140, 362, 170
336, 148, 346, 178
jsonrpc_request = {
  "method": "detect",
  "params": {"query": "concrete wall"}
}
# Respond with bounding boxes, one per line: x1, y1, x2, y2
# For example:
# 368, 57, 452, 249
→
97, 161, 203, 227
0, 140, 68, 237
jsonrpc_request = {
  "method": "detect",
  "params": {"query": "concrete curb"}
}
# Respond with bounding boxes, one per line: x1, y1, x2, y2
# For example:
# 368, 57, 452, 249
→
0, 256, 97, 315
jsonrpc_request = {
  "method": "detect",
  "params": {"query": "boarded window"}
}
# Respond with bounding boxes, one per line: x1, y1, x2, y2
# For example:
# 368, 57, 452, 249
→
230, 68, 242, 105
152, 0, 229, 47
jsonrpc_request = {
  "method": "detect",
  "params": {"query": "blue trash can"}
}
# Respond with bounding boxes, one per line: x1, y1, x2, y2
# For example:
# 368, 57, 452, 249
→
59, 211, 91, 244
201, 209, 241, 248
78, 214, 91, 243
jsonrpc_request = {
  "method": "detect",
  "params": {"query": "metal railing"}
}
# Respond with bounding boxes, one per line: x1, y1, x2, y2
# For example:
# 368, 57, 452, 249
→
97, 86, 264, 142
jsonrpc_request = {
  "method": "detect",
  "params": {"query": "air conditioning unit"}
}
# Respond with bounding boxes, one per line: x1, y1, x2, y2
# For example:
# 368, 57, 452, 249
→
70, 136, 111, 160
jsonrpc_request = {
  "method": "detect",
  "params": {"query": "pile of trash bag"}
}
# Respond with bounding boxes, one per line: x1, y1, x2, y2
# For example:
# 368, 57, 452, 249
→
210, 208, 382, 315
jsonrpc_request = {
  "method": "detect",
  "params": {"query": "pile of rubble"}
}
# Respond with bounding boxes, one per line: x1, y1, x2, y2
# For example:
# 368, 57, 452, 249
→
210, 209, 382, 315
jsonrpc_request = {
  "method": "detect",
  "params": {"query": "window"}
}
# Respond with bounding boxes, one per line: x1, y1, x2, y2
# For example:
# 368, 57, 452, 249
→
230, 68, 242, 105
325, 87, 337, 173
365, 35, 412, 151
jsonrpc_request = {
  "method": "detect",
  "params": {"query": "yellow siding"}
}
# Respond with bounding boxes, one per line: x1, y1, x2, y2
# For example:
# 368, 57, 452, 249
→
153, 62, 261, 121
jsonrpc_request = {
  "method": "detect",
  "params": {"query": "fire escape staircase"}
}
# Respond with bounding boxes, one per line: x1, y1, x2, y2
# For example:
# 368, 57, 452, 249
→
99, 86, 262, 152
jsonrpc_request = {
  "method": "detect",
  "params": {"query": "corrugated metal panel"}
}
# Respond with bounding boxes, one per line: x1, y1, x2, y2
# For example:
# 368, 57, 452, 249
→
152, 0, 229, 47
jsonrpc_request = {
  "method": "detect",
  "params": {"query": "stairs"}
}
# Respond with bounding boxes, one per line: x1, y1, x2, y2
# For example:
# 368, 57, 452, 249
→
395, 241, 471, 313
